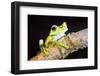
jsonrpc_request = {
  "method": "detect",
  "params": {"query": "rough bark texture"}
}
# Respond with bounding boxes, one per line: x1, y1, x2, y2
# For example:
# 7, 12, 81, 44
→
30, 29, 88, 61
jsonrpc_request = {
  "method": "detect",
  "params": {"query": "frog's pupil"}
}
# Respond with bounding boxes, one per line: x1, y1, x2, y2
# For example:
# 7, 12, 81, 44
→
52, 27, 56, 31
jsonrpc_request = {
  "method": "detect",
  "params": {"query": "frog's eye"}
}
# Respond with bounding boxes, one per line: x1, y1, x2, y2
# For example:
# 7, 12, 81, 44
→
51, 25, 57, 31
51, 27, 56, 31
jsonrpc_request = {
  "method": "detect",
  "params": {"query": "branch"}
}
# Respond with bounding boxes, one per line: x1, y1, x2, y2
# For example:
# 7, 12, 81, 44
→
30, 29, 88, 61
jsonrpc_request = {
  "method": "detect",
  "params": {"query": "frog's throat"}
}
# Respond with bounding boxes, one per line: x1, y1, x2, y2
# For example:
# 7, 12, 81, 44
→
52, 32, 66, 41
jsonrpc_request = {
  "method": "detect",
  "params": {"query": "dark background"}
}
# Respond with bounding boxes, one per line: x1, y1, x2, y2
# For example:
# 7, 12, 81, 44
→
28, 15, 88, 60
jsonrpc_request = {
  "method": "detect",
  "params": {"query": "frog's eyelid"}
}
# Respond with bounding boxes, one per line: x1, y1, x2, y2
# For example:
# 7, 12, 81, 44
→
51, 25, 57, 28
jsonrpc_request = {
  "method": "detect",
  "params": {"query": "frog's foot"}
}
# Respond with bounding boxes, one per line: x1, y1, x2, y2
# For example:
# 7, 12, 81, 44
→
61, 44, 69, 49
41, 48, 49, 57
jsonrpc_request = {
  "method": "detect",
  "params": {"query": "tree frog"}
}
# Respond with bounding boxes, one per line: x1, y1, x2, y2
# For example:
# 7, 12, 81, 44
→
39, 22, 69, 56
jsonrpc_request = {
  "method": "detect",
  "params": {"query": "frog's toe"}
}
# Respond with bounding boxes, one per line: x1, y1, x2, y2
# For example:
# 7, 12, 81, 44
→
66, 45, 69, 49
42, 49, 49, 57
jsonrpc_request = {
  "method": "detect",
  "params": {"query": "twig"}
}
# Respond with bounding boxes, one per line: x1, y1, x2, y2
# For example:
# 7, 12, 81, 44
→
30, 29, 88, 60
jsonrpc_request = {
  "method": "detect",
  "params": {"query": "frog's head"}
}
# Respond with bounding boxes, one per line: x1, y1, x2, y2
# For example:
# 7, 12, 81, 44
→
49, 22, 68, 36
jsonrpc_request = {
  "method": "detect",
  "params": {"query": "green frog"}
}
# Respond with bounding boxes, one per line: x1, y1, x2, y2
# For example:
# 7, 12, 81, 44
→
39, 22, 69, 56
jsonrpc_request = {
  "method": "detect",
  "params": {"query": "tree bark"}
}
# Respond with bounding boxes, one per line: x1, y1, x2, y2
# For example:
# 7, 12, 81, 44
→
30, 29, 88, 61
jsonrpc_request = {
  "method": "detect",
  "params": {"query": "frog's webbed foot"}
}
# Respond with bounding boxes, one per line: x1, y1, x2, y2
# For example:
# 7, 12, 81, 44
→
39, 46, 49, 57
42, 48, 49, 57
60, 43, 69, 49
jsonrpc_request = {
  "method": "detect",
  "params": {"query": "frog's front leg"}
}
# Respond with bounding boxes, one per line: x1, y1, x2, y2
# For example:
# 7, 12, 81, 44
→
59, 43, 69, 49
54, 41, 69, 57
54, 41, 69, 49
